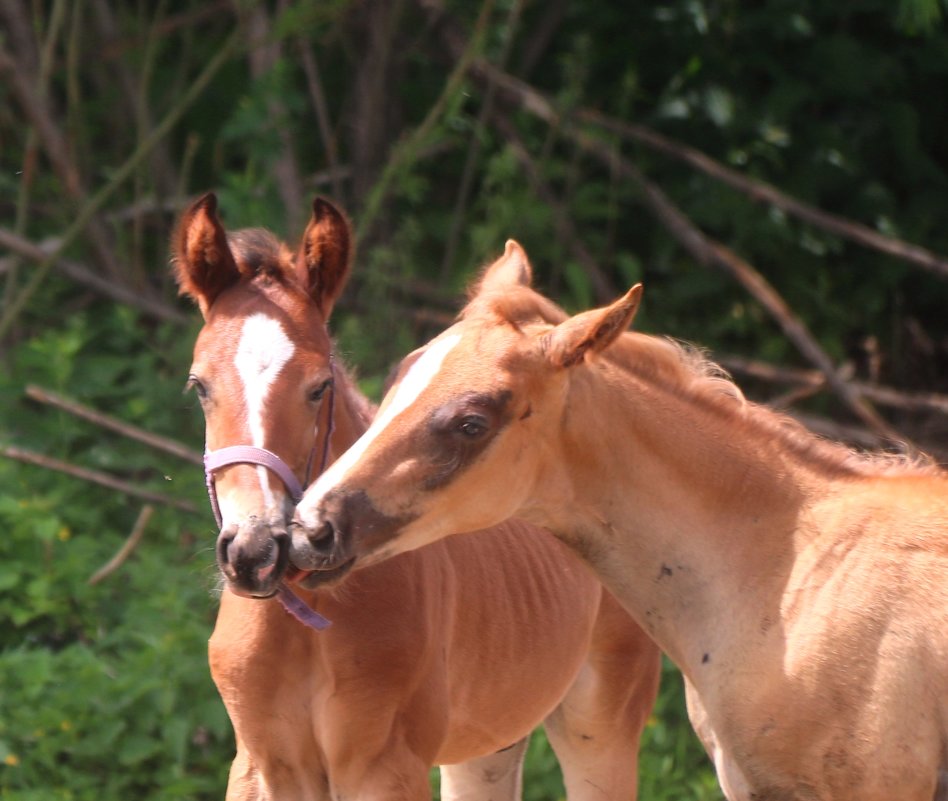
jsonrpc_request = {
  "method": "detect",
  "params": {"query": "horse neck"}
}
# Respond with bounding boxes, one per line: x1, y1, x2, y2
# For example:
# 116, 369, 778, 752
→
538, 348, 829, 672
325, 360, 375, 465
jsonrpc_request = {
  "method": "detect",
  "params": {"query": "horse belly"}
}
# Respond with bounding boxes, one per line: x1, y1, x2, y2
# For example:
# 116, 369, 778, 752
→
431, 522, 602, 763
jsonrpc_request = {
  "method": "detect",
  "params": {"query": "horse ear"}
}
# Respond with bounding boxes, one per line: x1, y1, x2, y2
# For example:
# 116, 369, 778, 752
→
541, 284, 643, 368
173, 192, 240, 318
474, 240, 533, 296
297, 197, 352, 318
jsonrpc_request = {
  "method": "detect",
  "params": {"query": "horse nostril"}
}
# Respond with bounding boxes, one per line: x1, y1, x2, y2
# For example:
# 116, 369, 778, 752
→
309, 520, 337, 555
217, 531, 235, 567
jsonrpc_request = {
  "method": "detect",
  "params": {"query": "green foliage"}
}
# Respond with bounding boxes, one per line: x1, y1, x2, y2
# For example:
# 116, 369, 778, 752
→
0, 298, 229, 799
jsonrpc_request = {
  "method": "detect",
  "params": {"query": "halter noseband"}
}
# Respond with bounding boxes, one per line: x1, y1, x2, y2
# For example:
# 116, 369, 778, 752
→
203, 358, 337, 631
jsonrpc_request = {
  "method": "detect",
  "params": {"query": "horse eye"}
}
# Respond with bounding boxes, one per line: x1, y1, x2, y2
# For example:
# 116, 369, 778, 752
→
185, 375, 207, 400
308, 379, 333, 403
456, 415, 488, 438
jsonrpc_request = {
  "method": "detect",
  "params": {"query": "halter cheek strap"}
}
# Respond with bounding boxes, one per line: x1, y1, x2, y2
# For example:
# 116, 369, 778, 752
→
203, 358, 336, 631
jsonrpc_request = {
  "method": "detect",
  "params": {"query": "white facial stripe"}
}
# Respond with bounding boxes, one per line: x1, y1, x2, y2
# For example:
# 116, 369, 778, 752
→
302, 333, 462, 511
234, 313, 295, 509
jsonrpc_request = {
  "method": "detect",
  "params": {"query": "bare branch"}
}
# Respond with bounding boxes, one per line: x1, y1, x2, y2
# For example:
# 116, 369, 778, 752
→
298, 42, 345, 205
87, 0, 181, 199
602, 142, 910, 446
489, 110, 619, 303
245, 2, 304, 232
0, 445, 200, 514
440, 0, 524, 281
0, 228, 188, 324
574, 107, 948, 281
88, 505, 154, 585
0, 35, 123, 281
718, 355, 948, 416
0, 27, 241, 340
357, 0, 496, 241
444, 54, 948, 280
438, 57, 913, 448
25, 385, 202, 466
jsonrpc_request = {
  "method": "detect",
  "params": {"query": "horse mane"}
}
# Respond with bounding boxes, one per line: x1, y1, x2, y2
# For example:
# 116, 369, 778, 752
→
226, 228, 300, 287
468, 281, 937, 479
607, 332, 939, 479
332, 359, 377, 430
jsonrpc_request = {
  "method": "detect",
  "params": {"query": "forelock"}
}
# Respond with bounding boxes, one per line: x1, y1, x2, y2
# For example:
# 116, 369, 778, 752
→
227, 228, 296, 286
461, 284, 568, 329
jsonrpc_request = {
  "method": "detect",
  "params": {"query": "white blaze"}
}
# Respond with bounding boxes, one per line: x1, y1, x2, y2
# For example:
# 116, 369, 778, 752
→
299, 333, 462, 518
233, 313, 295, 510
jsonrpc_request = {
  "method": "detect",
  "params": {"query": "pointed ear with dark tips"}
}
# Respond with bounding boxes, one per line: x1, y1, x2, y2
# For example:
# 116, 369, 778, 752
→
172, 192, 240, 318
540, 284, 643, 368
296, 197, 353, 318
473, 240, 533, 297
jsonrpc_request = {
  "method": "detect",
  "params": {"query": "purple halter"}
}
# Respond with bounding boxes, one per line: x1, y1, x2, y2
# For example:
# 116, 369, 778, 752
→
204, 358, 336, 631
204, 446, 305, 522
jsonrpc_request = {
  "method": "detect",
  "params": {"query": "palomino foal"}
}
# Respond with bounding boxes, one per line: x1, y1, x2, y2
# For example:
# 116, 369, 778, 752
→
174, 196, 661, 801
291, 240, 948, 801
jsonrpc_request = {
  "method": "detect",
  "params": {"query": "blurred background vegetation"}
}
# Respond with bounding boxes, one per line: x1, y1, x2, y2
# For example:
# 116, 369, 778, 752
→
2, 0, 947, 798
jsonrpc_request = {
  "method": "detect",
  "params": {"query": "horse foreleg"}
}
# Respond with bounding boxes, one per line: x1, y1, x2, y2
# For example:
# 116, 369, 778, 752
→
224, 740, 268, 801
326, 745, 433, 801
439, 737, 529, 801
544, 598, 661, 801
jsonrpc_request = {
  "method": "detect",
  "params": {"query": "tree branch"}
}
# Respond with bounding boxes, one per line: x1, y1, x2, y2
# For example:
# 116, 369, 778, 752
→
356, 0, 495, 241
25, 385, 202, 466
489, 110, 619, 303
0, 228, 188, 324
298, 41, 345, 206
718, 354, 948, 416
88, 505, 154, 585
437, 56, 914, 449
245, 1, 304, 232
0, 26, 241, 341
586, 133, 911, 446
0, 445, 200, 514
0, 33, 123, 281
574, 107, 948, 281
443, 54, 948, 280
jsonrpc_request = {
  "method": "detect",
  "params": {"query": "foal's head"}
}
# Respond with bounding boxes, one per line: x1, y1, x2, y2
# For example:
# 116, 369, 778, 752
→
175, 193, 351, 597
289, 241, 642, 576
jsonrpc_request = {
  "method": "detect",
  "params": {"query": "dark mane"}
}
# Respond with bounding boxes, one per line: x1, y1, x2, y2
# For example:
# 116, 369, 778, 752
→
227, 228, 299, 289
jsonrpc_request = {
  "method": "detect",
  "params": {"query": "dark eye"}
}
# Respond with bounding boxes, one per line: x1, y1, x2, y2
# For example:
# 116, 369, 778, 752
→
308, 379, 333, 403
185, 375, 207, 401
456, 415, 488, 438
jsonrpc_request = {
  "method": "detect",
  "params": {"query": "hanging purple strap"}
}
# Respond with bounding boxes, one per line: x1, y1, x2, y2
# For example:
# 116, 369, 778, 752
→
274, 584, 332, 630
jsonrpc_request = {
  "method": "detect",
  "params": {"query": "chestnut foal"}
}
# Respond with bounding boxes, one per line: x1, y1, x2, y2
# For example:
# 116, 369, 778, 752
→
174, 196, 661, 801
291, 240, 948, 801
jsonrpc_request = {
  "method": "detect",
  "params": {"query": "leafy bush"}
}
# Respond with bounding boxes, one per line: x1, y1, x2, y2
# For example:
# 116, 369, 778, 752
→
0, 299, 232, 799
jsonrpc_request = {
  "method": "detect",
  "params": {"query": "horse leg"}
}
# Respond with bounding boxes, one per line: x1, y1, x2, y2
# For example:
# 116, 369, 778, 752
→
224, 738, 267, 801
323, 736, 434, 801
439, 737, 530, 801
439, 741, 528, 801
543, 594, 661, 801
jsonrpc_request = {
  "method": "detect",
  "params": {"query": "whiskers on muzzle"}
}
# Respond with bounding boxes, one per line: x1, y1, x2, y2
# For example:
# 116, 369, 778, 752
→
287, 516, 349, 572
216, 521, 290, 598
